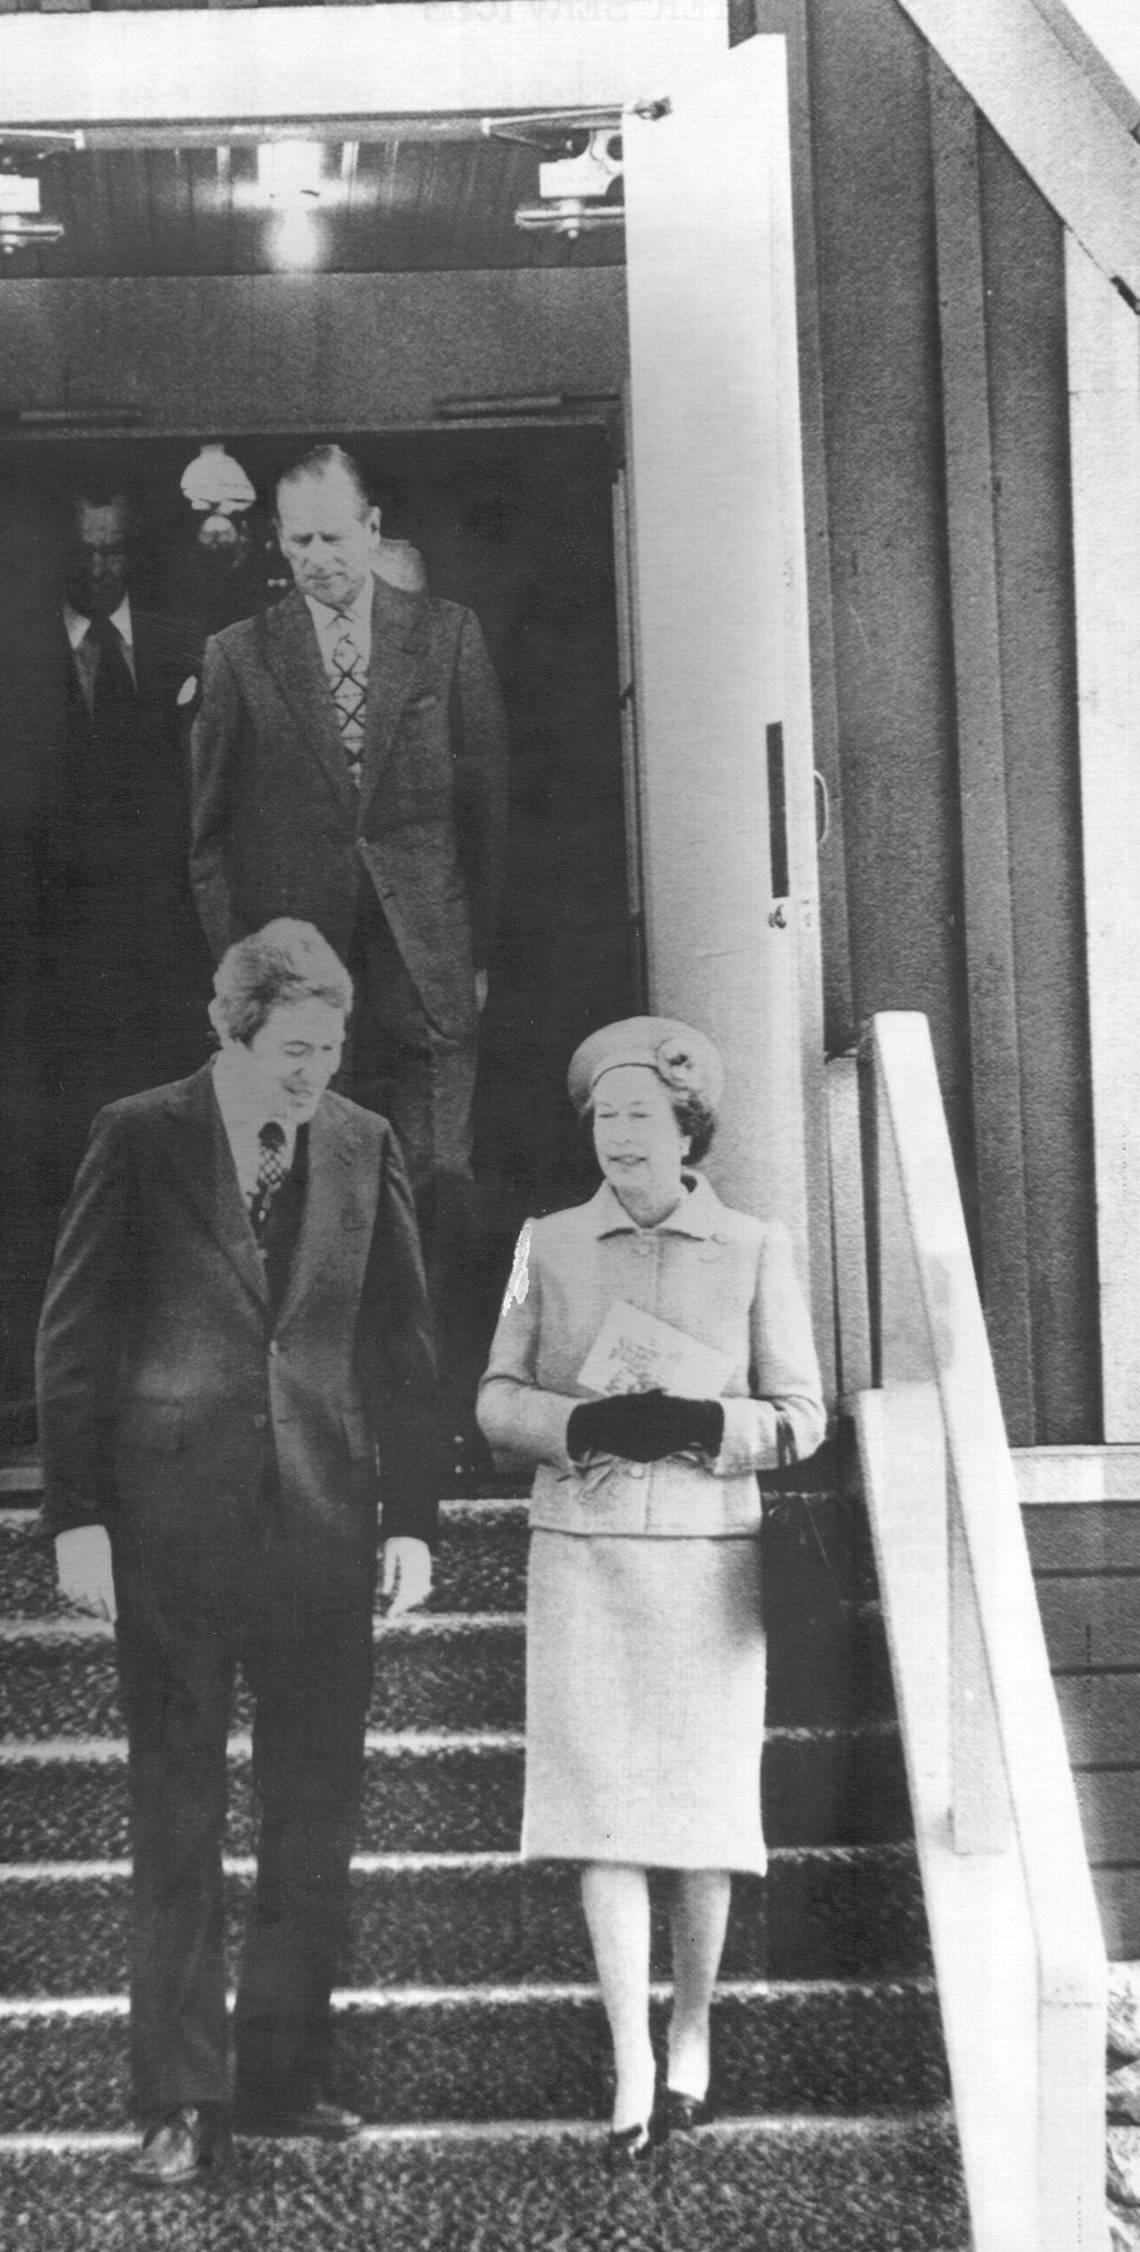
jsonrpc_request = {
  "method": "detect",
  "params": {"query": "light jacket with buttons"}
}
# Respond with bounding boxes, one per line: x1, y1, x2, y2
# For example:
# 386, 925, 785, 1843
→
477, 1173, 826, 1539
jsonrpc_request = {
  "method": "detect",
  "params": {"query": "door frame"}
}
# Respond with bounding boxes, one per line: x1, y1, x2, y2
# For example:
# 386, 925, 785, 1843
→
3, 0, 835, 1385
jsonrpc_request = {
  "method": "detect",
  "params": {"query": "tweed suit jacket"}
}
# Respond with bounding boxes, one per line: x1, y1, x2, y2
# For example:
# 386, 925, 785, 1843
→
189, 578, 509, 1039
36, 1064, 440, 1546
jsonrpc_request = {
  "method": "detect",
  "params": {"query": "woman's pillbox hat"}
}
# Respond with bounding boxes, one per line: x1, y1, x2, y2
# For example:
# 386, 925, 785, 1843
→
567, 1016, 724, 1116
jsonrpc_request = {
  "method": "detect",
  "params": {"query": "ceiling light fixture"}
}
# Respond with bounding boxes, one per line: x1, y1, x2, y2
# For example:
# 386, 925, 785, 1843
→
257, 140, 324, 205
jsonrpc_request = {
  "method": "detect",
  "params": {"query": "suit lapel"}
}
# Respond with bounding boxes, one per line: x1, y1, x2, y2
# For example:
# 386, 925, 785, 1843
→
356, 579, 430, 817
157, 1067, 269, 1308
276, 1098, 375, 1330
263, 590, 357, 818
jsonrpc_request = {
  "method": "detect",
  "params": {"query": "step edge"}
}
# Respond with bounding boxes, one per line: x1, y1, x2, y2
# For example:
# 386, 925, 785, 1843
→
0, 1717, 901, 1764
0, 1974, 939, 2021
0, 1841, 921, 1884
0, 2104, 957, 2157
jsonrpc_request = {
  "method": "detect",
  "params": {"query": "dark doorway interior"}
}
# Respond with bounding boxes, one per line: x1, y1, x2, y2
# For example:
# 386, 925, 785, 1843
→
0, 423, 638, 1441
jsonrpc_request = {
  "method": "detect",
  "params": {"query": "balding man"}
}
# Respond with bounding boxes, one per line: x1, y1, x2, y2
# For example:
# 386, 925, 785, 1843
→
188, 445, 509, 1267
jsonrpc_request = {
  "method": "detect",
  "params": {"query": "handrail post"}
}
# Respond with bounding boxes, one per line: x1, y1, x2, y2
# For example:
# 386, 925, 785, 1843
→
839, 1015, 1107, 2252
949, 1468, 1011, 1855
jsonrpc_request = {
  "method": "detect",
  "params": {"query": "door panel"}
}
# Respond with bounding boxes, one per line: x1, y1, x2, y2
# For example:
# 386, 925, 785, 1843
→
622, 37, 831, 1375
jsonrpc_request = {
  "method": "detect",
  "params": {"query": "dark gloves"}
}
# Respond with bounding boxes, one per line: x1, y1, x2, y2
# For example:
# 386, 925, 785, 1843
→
567, 1390, 725, 1465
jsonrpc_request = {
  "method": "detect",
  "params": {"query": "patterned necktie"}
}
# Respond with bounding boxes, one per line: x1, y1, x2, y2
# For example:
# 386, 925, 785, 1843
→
250, 1121, 289, 1243
330, 615, 367, 786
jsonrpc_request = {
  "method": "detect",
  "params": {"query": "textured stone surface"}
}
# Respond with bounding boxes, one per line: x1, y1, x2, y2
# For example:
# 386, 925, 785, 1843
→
0, 1845, 930, 1999
1111, 1965, 1140, 2063
1109, 2128, 1140, 2208
0, 1602, 896, 1740
1110, 2063, 1140, 2125
0, 1469, 962, 2243
0, 1723, 910, 1862
0, 2114, 968, 2252
1111, 2197, 1140, 2250
0, 1979, 949, 2133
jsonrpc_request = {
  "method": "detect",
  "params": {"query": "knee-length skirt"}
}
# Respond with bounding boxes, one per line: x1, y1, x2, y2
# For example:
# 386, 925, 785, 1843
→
522, 1529, 767, 1873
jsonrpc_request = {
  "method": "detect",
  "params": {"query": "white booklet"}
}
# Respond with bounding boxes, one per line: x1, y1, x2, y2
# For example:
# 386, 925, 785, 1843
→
577, 1299, 736, 1399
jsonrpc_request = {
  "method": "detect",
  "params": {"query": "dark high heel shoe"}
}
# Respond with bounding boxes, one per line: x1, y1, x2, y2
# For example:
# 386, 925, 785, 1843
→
604, 2116, 658, 2173
663, 2088, 715, 2132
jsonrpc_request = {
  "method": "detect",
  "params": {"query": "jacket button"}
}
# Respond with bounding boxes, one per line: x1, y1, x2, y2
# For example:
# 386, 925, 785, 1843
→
629, 1463, 646, 1480
268, 1341, 279, 1357
252, 1412, 267, 1430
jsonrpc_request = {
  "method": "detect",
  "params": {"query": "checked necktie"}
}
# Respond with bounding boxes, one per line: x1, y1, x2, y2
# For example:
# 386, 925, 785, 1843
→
330, 615, 368, 788
249, 1121, 289, 1245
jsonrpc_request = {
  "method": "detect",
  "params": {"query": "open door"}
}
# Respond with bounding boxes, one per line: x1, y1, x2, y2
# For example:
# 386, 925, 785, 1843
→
622, 37, 832, 1375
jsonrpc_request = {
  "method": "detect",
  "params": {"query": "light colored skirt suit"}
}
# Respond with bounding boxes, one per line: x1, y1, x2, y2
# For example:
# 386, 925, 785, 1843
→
476, 1173, 825, 1873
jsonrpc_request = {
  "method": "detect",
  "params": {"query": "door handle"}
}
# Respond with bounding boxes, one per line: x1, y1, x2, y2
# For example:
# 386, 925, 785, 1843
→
766, 721, 789, 923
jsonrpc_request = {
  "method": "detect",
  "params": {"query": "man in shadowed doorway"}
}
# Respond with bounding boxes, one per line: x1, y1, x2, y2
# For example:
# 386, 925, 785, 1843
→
189, 445, 510, 1476
46, 476, 213, 1189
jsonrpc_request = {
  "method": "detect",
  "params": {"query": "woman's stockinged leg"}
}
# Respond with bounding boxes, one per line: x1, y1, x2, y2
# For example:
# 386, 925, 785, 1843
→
667, 1868, 732, 2099
579, 1863, 656, 2132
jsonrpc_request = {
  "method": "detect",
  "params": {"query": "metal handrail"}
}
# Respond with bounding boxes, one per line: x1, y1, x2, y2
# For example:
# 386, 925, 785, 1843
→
830, 1014, 1106, 2252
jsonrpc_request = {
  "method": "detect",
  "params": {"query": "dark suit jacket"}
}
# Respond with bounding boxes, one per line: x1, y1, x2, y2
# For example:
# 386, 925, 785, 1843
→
35, 1065, 440, 1548
59, 605, 199, 868
189, 580, 509, 1039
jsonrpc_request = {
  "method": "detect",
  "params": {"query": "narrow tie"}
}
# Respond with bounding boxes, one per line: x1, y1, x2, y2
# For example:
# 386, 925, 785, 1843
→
330, 616, 367, 787
250, 1120, 288, 1243
85, 615, 139, 813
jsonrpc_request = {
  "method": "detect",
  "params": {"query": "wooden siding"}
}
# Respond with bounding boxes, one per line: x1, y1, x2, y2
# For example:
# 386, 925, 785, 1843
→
753, 0, 1100, 1441
1028, 1503, 1140, 1954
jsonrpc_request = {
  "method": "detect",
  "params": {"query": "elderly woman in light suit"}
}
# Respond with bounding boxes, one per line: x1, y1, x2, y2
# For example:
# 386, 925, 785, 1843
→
477, 1018, 825, 2166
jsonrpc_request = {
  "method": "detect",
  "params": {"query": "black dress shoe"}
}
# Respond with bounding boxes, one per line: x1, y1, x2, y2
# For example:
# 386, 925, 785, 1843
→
128, 2106, 232, 2188
663, 2088, 715, 2132
233, 2094, 363, 2141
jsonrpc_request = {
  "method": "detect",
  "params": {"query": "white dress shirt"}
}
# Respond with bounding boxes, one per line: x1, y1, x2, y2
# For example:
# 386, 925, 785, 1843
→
304, 577, 374, 687
62, 596, 137, 713
211, 1050, 297, 1208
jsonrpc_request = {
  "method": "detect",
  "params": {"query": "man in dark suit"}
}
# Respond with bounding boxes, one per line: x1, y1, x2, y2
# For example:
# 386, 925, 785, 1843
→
49, 478, 213, 1186
36, 919, 441, 2189
189, 444, 509, 1217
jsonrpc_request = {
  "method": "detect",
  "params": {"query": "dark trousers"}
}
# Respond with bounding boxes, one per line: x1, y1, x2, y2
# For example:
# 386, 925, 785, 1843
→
111, 1490, 376, 2120
345, 887, 477, 1201
346, 890, 483, 1450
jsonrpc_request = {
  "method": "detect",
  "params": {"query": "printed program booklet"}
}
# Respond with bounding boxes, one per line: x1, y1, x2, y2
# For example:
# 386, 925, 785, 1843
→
577, 1300, 735, 1398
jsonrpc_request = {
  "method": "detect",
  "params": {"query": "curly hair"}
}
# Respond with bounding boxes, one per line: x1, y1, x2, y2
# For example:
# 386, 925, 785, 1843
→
211, 919, 353, 1046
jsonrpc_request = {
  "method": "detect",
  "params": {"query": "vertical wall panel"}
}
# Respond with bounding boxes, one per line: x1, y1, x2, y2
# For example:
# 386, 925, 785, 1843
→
806, 0, 976, 1222
979, 123, 1100, 1444
929, 63, 1035, 1444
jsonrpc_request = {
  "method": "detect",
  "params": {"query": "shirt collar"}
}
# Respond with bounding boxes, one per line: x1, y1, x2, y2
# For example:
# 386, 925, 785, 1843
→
210, 1048, 298, 1157
63, 595, 133, 652
303, 575, 374, 644
587, 1171, 720, 1240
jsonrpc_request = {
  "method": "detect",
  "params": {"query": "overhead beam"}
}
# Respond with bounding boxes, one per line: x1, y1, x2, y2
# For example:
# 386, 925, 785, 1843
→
1052, 0, 1140, 113
894, 0, 1140, 307
0, 1, 728, 137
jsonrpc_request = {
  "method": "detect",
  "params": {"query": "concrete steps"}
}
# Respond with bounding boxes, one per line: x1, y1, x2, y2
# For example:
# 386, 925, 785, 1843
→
0, 2112, 967, 2252
0, 1845, 930, 1993
0, 1480, 970, 2247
